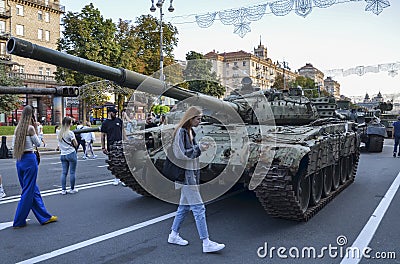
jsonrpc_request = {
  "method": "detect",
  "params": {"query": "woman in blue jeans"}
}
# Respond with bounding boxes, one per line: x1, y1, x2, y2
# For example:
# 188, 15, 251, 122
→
57, 117, 78, 195
167, 106, 225, 253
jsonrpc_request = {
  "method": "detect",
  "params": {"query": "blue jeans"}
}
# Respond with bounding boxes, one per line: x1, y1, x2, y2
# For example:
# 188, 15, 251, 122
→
14, 153, 52, 227
60, 151, 77, 190
394, 136, 400, 154
171, 185, 209, 240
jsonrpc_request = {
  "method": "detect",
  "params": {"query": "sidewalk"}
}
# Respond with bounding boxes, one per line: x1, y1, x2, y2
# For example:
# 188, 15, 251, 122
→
4, 132, 102, 156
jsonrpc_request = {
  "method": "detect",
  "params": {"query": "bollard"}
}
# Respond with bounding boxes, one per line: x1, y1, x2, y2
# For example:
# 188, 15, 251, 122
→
0, 136, 9, 159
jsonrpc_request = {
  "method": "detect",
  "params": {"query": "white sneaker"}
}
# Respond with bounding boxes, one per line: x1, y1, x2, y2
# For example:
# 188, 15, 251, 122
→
68, 189, 78, 194
91, 155, 97, 159
0, 189, 6, 198
203, 240, 225, 253
113, 179, 120, 186
61, 190, 67, 195
168, 234, 189, 246
82, 155, 88, 160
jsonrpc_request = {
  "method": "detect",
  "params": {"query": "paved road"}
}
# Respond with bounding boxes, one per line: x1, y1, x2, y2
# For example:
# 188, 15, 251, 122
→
0, 140, 399, 264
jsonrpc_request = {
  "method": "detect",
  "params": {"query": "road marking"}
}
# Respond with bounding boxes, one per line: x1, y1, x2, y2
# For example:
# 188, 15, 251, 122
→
17, 212, 176, 264
340, 171, 400, 264
16, 189, 243, 263
0, 180, 114, 205
97, 165, 108, 168
50, 162, 61, 165
0, 219, 31, 231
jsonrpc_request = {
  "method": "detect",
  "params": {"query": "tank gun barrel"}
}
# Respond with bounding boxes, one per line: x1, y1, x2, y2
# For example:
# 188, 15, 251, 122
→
72, 127, 101, 134
6, 37, 237, 112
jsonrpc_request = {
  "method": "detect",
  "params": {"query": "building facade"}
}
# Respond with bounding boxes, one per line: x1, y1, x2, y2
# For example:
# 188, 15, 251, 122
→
204, 41, 298, 97
324, 76, 340, 99
0, 0, 64, 124
298, 63, 326, 93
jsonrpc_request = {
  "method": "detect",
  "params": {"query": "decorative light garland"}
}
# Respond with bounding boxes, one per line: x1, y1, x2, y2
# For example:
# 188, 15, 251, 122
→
324, 62, 399, 77
194, 0, 391, 37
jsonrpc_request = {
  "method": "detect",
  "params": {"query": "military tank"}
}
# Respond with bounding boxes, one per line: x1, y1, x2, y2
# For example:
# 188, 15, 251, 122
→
336, 100, 386, 152
7, 37, 360, 221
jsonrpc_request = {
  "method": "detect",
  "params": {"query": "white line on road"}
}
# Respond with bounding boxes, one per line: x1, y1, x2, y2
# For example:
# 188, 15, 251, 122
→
0, 180, 114, 205
0, 219, 31, 231
340, 171, 400, 264
97, 165, 108, 168
17, 212, 176, 264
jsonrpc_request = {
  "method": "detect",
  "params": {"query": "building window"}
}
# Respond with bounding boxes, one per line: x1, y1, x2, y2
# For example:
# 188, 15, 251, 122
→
46, 68, 51, 76
39, 67, 43, 75
226, 63, 229, 68
0, 21, 5, 33
252, 62, 255, 67
0, 42, 6, 55
45, 0, 49, 6
45, 30, 50, 41
19, 65, 24, 73
234, 62, 238, 66
45, 12, 50, 22
16, 24, 24, 36
16, 4, 23, 16
243, 61, 246, 66
38, 10, 43, 20
38, 29, 43, 40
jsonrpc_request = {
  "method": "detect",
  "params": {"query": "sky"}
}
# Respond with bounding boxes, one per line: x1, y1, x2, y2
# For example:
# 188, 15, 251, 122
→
61, 0, 400, 98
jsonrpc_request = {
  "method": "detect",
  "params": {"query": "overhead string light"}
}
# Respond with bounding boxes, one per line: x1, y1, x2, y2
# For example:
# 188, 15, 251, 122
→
194, 0, 391, 37
324, 62, 400, 78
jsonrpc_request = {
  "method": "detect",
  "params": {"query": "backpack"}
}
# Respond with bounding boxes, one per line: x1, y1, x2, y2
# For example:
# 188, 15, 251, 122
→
162, 147, 185, 182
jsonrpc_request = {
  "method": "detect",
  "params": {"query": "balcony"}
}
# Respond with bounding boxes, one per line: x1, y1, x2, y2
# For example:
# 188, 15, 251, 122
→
8, 72, 57, 84
0, 8, 11, 18
0, 31, 11, 40
17, 0, 65, 13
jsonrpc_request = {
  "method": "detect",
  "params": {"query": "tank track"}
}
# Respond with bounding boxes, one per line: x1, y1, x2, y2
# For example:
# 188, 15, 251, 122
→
254, 152, 359, 221
106, 141, 152, 197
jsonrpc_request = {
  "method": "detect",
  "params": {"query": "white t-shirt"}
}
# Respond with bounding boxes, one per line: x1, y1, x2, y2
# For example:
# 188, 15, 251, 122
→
58, 131, 76, 155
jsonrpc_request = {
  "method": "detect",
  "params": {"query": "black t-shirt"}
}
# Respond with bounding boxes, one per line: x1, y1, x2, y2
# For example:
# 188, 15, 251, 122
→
101, 117, 123, 150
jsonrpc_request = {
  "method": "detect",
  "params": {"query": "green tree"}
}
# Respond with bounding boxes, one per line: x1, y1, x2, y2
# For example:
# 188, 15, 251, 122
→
151, 104, 170, 115
0, 66, 22, 113
183, 51, 225, 97
291, 76, 319, 98
272, 73, 284, 90
56, 3, 119, 86
133, 15, 179, 77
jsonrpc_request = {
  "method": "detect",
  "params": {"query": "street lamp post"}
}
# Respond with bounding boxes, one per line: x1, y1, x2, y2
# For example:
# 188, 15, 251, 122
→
150, 0, 174, 82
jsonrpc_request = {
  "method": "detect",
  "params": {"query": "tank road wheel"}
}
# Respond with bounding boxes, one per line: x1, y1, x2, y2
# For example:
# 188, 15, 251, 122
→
347, 153, 357, 181
340, 157, 348, 184
296, 172, 311, 213
322, 167, 332, 197
310, 171, 323, 206
332, 162, 340, 190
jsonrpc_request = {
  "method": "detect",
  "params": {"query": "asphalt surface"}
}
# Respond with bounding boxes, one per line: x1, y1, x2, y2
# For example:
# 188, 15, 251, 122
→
0, 139, 399, 264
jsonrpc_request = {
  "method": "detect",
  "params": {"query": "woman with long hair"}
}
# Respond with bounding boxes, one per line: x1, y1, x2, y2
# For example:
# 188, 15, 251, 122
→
58, 116, 78, 195
12, 105, 57, 228
167, 106, 225, 253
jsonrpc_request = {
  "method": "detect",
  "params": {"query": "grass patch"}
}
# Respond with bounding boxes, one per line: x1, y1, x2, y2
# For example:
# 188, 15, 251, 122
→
0, 125, 101, 136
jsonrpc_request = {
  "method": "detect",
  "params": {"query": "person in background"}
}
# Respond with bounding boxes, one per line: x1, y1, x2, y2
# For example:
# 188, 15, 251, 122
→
58, 116, 78, 194
55, 125, 60, 151
82, 121, 97, 159
0, 174, 6, 198
12, 105, 57, 228
393, 116, 400, 157
101, 107, 125, 186
167, 106, 225, 253
37, 121, 46, 147
75, 121, 87, 158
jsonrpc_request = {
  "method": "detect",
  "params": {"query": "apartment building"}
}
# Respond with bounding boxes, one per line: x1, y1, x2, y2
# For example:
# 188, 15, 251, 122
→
204, 41, 298, 97
324, 76, 340, 99
0, 0, 64, 123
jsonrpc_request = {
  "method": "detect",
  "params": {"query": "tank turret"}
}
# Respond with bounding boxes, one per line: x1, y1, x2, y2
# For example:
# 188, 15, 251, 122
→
7, 38, 361, 221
